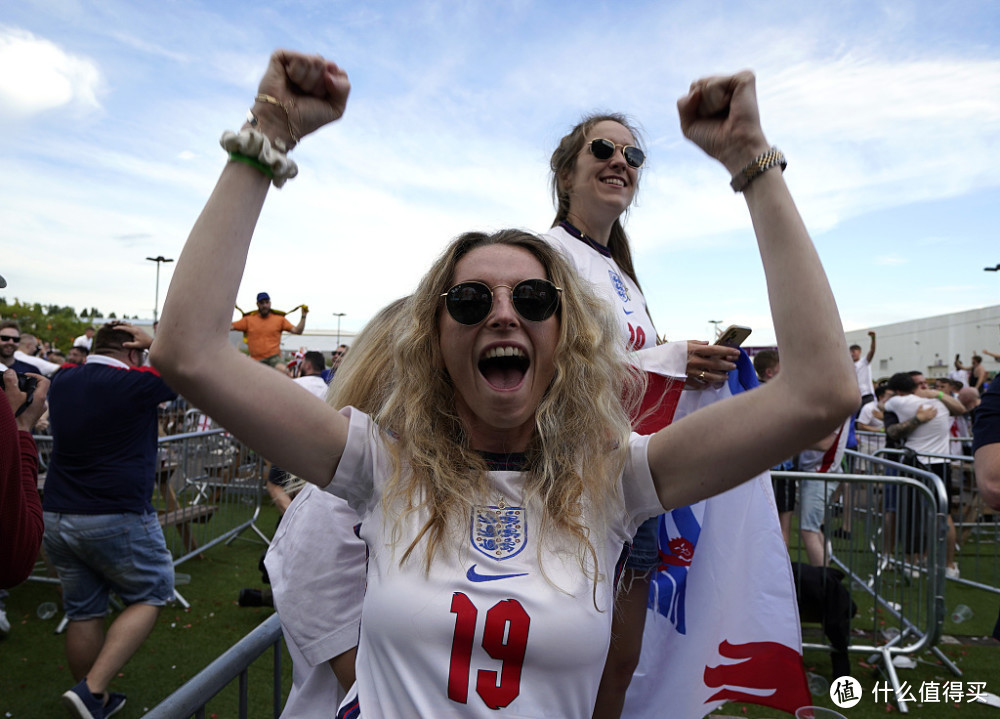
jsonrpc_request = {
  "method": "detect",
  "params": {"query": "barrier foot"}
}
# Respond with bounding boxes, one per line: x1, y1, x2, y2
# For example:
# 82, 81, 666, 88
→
930, 644, 962, 676
224, 520, 270, 547
173, 587, 191, 610
877, 648, 911, 714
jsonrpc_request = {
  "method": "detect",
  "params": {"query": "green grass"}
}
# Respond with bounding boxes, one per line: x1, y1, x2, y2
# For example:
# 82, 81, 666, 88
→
0, 503, 291, 719
712, 641, 1000, 718
709, 517, 1000, 718
2, 501, 997, 718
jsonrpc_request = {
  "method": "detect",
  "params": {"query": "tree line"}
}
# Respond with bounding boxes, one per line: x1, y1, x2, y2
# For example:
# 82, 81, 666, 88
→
0, 298, 140, 350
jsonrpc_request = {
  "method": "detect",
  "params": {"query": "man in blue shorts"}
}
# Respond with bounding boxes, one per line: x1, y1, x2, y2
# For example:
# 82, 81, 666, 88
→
43, 322, 177, 719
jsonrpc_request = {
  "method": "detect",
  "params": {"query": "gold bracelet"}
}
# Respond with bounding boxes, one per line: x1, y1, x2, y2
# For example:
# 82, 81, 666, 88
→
253, 93, 299, 149
730, 146, 787, 193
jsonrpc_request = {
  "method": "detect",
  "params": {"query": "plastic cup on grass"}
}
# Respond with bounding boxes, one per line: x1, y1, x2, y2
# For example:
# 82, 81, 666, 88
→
37, 602, 58, 620
806, 672, 829, 696
950, 604, 972, 623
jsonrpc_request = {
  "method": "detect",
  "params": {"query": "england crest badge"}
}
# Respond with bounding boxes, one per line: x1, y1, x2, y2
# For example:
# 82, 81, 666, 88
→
471, 497, 526, 560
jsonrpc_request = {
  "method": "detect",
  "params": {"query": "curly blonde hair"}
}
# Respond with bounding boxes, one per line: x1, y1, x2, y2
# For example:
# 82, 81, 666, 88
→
326, 297, 409, 413
282, 298, 407, 500
373, 229, 644, 594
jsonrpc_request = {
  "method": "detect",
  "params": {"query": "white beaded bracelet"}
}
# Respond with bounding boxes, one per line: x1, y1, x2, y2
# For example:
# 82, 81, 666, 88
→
219, 128, 299, 188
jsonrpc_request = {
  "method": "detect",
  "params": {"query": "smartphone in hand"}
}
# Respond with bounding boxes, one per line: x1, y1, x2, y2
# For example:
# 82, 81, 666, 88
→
714, 324, 752, 349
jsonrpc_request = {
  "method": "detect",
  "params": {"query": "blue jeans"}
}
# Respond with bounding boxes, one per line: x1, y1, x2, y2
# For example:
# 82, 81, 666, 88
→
625, 515, 660, 572
43, 511, 174, 620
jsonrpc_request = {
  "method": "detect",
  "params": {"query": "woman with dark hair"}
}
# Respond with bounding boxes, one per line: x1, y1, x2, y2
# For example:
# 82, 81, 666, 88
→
152, 50, 857, 718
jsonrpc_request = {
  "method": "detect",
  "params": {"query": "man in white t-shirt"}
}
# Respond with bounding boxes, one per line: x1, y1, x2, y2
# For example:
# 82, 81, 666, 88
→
856, 386, 893, 454
884, 372, 966, 577
850, 331, 877, 410
293, 351, 329, 400
72, 327, 95, 351
948, 355, 970, 388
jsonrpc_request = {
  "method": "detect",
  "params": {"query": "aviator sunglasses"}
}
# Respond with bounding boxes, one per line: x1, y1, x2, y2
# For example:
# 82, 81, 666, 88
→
441, 279, 562, 325
588, 138, 645, 169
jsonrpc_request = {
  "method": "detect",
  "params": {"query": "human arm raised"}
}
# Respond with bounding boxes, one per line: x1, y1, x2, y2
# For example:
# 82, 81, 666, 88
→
977, 445, 1000, 510
151, 51, 351, 487
983, 349, 1000, 361
646, 71, 858, 509
865, 330, 876, 364
291, 306, 308, 335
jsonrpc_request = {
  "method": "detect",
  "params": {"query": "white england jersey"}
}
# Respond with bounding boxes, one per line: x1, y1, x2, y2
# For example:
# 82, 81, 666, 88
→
327, 408, 664, 718
543, 225, 657, 353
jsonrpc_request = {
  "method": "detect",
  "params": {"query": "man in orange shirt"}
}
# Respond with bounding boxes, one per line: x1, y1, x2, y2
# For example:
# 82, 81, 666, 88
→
231, 292, 307, 365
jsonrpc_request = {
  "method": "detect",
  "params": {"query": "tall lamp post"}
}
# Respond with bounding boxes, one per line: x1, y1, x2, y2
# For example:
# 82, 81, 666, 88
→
146, 256, 174, 324
333, 312, 346, 347
708, 319, 723, 340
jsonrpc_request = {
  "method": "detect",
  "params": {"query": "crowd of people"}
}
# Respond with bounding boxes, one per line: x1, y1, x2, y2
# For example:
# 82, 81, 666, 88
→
753, 329, 994, 578
2, 46, 999, 719
146, 48, 861, 719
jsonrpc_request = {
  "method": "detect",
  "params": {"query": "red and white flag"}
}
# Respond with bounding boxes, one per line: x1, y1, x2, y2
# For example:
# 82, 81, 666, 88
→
623, 346, 811, 718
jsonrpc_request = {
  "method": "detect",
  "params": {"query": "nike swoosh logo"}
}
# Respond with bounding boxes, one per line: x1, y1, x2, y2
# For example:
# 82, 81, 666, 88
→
466, 564, 528, 583
622, 308, 634, 315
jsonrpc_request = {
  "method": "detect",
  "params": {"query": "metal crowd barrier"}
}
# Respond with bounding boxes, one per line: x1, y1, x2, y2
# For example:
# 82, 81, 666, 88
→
854, 432, 999, 595
155, 429, 269, 592
867, 445, 1000, 596
32, 427, 268, 609
143, 613, 285, 719
854, 429, 888, 457
775, 452, 952, 713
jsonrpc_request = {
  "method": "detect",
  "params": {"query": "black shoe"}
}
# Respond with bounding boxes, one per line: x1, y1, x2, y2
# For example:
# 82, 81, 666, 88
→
238, 588, 273, 607
238, 588, 263, 607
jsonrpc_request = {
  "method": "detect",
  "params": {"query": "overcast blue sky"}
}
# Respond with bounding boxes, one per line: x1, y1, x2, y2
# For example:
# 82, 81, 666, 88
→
3, 0, 999, 345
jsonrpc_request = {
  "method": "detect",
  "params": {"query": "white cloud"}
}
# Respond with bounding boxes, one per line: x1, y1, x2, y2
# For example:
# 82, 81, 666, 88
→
0, 27, 102, 118
4, 0, 1000, 341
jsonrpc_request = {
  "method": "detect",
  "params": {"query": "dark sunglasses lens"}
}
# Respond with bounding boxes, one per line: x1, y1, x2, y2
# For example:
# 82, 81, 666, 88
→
512, 280, 559, 321
446, 283, 493, 325
623, 146, 645, 168
590, 138, 615, 160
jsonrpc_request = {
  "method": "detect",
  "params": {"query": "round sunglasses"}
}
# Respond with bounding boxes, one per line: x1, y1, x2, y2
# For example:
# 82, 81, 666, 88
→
441, 279, 562, 325
588, 138, 645, 169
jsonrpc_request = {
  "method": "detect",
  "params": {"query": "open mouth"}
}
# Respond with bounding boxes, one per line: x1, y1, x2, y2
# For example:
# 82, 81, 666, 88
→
478, 345, 529, 390
602, 177, 625, 187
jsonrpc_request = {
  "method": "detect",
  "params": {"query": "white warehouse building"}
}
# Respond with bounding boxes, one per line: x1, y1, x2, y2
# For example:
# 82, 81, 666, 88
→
844, 304, 1000, 383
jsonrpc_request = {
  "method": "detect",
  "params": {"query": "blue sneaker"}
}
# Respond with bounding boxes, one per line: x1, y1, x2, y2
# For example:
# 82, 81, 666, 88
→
61, 679, 105, 719
105, 693, 127, 718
